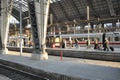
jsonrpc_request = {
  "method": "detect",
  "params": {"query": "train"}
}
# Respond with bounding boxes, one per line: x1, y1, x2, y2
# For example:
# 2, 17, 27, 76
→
46, 32, 120, 48
8, 32, 120, 48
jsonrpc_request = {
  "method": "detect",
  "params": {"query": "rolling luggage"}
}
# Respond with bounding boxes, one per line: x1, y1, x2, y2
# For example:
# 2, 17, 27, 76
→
109, 46, 114, 51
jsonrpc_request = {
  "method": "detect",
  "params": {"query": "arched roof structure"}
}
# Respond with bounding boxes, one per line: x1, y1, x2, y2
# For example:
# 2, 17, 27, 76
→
10, 0, 120, 27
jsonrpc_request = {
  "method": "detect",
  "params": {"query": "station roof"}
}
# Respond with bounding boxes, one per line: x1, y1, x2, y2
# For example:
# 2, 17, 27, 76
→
10, 0, 120, 26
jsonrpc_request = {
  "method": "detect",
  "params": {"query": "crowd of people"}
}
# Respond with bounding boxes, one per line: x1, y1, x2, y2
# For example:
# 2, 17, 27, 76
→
8, 38, 33, 47
43, 35, 114, 51
94, 38, 114, 51
61, 38, 79, 48
60, 37, 114, 51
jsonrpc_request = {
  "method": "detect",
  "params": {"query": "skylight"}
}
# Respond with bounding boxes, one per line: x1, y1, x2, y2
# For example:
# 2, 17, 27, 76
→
13, 0, 28, 12
50, 0, 61, 3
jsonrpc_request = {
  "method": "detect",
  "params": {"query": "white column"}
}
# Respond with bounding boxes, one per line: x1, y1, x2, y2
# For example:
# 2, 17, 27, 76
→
0, 0, 13, 54
19, 0, 23, 56
0, 0, 8, 54
87, 6, 90, 47
0, 1, 2, 49
42, 0, 50, 60
32, 0, 50, 60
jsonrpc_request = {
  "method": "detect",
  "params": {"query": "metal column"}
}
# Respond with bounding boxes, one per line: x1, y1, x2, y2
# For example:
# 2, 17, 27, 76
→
27, 0, 50, 60
0, 0, 2, 50
19, 0, 23, 56
27, 0, 41, 60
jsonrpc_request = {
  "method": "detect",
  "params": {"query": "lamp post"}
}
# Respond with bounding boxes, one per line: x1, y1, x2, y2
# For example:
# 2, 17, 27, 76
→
87, 6, 90, 47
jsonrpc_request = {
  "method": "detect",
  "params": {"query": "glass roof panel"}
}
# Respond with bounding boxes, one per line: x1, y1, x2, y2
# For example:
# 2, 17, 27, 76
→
13, 0, 28, 12
50, 0, 61, 3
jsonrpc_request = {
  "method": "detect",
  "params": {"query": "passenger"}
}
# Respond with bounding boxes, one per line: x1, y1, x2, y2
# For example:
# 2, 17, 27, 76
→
50, 38, 53, 48
86, 39, 90, 48
69, 40, 72, 48
46, 38, 51, 47
23, 38, 26, 47
99, 44, 103, 50
48, 38, 51, 47
94, 39, 99, 49
29, 40, 33, 47
104, 38, 109, 51
61, 39, 65, 48
75, 38, 79, 48
64, 39, 66, 48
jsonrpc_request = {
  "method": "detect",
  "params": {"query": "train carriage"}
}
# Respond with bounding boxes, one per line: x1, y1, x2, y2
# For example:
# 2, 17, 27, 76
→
47, 32, 120, 48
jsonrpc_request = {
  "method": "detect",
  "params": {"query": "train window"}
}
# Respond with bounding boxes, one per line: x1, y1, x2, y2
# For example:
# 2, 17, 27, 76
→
114, 37, 120, 41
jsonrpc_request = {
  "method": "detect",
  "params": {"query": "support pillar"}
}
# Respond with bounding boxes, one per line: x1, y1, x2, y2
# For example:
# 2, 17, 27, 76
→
87, 6, 90, 48
0, 0, 13, 54
66, 24, 70, 34
0, 0, 2, 51
28, 0, 50, 60
59, 26, 61, 35
28, 1, 41, 60
0, 0, 7, 54
41, 0, 50, 60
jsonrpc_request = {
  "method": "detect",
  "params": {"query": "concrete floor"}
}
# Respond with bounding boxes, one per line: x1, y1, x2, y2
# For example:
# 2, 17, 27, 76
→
0, 51, 120, 80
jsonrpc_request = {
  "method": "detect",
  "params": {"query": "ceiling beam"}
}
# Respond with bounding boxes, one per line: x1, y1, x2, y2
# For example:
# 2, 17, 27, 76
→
106, 0, 116, 16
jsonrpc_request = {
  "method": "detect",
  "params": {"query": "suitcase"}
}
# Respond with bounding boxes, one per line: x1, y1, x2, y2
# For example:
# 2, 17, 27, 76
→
109, 46, 114, 51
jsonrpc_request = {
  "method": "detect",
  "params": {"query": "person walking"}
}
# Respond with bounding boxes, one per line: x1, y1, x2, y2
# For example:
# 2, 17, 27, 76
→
104, 38, 109, 51
94, 39, 99, 49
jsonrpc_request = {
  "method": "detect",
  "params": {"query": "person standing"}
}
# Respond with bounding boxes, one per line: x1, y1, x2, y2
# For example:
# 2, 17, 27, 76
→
86, 39, 90, 48
61, 39, 65, 48
69, 40, 72, 48
75, 38, 79, 48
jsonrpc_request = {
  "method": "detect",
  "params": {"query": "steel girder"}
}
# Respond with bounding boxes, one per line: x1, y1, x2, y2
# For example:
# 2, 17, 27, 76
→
27, 1, 41, 54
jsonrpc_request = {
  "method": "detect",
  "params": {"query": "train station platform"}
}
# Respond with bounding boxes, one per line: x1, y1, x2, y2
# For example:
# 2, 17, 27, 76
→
0, 51, 120, 80
8, 47, 120, 61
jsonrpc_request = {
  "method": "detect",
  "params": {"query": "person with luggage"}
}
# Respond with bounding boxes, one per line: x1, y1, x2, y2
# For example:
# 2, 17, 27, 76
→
104, 38, 109, 51
94, 39, 99, 49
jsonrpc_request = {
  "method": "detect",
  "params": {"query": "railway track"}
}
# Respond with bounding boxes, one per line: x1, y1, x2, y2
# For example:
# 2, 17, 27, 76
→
0, 63, 49, 80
